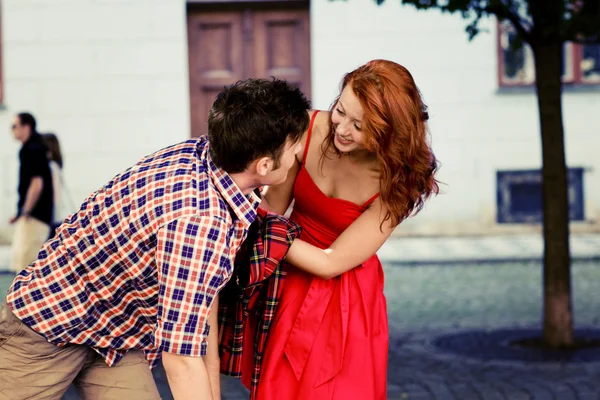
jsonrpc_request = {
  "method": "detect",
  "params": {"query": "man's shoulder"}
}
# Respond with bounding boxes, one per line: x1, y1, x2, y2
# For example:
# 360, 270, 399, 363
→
127, 138, 206, 175
146, 138, 204, 161
21, 137, 46, 155
197, 182, 232, 219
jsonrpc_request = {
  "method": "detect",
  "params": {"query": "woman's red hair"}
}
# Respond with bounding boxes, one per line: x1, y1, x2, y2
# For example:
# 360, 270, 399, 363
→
323, 59, 439, 227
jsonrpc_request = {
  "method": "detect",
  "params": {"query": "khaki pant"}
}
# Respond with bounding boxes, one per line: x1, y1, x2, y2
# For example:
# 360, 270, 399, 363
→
10, 217, 50, 273
0, 302, 161, 400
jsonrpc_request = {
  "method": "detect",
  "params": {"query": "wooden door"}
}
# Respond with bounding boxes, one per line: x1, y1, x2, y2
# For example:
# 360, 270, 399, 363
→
187, 4, 311, 137
187, 11, 244, 138
252, 10, 311, 98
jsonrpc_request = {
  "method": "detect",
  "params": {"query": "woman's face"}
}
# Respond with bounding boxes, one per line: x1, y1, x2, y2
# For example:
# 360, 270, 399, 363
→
330, 84, 366, 153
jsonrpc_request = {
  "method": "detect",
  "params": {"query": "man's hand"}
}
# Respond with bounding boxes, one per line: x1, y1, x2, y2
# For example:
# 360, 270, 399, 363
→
10, 211, 31, 224
162, 352, 213, 400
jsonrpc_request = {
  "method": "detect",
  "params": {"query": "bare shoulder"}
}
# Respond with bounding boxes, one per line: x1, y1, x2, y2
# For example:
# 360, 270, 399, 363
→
364, 196, 395, 231
313, 110, 331, 139
308, 110, 331, 154
297, 110, 331, 164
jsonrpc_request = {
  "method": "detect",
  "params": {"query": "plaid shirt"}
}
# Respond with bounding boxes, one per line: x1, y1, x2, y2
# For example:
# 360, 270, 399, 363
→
218, 209, 300, 399
7, 137, 260, 368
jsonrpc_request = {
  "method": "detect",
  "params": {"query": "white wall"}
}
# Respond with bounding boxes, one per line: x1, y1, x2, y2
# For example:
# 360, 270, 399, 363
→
0, 0, 598, 242
310, 0, 600, 235
0, 0, 190, 242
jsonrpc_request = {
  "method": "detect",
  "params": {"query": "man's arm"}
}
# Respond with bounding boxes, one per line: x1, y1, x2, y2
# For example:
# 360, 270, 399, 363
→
162, 353, 213, 400
162, 298, 221, 400
204, 296, 221, 400
155, 215, 229, 399
20, 176, 44, 218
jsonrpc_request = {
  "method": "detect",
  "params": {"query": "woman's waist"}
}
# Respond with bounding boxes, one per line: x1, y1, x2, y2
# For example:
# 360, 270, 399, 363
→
289, 214, 341, 248
281, 252, 382, 297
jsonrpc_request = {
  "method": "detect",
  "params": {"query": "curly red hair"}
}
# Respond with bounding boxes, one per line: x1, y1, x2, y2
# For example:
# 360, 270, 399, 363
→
323, 59, 439, 227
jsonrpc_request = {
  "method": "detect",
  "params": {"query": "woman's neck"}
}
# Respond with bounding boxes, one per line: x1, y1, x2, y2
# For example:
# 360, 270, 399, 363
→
339, 148, 377, 164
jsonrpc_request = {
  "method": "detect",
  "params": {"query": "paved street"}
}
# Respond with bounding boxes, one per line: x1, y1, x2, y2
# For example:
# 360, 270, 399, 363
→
1, 238, 600, 399
193, 259, 600, 400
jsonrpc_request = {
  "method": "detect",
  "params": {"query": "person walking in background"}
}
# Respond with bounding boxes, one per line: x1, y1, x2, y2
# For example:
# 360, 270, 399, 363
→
8, 112, 53, 273
42, 132, 73, 238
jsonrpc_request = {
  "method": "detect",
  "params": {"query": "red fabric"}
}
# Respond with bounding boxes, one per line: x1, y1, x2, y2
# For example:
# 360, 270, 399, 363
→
245, 111, 389, 399
218, 209, 301, 399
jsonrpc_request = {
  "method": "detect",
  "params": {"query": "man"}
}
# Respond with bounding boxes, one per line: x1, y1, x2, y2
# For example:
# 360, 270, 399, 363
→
9, 112, 54, 273
0, 78, 310, 400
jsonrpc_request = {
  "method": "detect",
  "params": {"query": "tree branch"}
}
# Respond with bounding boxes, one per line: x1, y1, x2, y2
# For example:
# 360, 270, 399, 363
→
487, 3, 533, 43
568, 34, 600, 44
562, 1, 600, 44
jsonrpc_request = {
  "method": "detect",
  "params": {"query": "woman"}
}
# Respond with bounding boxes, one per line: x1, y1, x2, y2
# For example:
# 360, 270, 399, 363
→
250, 59, 439, 399
41, 133, 70, 238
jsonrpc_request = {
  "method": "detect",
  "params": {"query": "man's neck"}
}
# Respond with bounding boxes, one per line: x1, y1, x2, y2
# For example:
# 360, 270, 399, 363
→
228, 172, 260, 196
20, 131, 34, 145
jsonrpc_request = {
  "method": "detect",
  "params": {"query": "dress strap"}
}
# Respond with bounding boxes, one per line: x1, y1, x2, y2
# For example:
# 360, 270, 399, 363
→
302, 110, 320, 166
362, 193, 380, 208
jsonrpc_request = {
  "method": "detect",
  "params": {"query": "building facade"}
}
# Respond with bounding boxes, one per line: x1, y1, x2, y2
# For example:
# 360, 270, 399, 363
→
0, 0, 598, 242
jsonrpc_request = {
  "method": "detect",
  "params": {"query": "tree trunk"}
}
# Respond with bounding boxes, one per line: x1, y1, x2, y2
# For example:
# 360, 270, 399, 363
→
532, 41, 573, 348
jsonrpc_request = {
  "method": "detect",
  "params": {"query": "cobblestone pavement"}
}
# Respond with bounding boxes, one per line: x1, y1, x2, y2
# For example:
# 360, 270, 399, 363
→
381, 261, 600, 399
2, 260, 600, 399
385, 329, 600, 400
140, 327, 600, 400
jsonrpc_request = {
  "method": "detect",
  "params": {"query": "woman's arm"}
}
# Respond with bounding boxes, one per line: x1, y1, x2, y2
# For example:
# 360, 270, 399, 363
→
284, 198, 395, 280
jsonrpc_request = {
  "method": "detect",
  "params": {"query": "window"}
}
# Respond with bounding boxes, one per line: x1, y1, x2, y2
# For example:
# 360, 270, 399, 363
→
497, 21, 600, 87
581, 44, 600, 83
496, 168, 585, 224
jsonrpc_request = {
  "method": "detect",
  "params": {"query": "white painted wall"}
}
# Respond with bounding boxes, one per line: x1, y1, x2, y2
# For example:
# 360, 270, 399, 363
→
0, 0, 598, 242
0, 0, 191, 242
310, 0, 600, 235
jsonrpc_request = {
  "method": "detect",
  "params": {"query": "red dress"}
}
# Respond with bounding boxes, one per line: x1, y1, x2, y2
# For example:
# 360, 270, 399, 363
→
246, 111, 389, 399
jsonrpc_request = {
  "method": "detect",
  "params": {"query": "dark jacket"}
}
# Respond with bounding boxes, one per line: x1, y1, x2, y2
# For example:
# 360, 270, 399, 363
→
18, 132, 53, 225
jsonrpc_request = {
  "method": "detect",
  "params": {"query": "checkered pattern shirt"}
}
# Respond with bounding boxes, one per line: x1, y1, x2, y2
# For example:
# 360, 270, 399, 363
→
218, 209, 300, 400
7, 137, 260, 368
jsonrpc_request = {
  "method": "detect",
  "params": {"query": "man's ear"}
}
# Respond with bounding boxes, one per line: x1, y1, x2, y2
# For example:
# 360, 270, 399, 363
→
255, 156, 273, 177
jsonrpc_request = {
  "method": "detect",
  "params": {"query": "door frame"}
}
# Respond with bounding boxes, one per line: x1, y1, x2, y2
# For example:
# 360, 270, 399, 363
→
187, 0, 309, 12
188, 0, 308, 5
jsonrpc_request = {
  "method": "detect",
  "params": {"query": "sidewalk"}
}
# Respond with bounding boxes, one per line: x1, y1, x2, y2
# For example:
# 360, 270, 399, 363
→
377, 233, 600, 265
0, 246, 8, 273
1, 233, 599, 273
